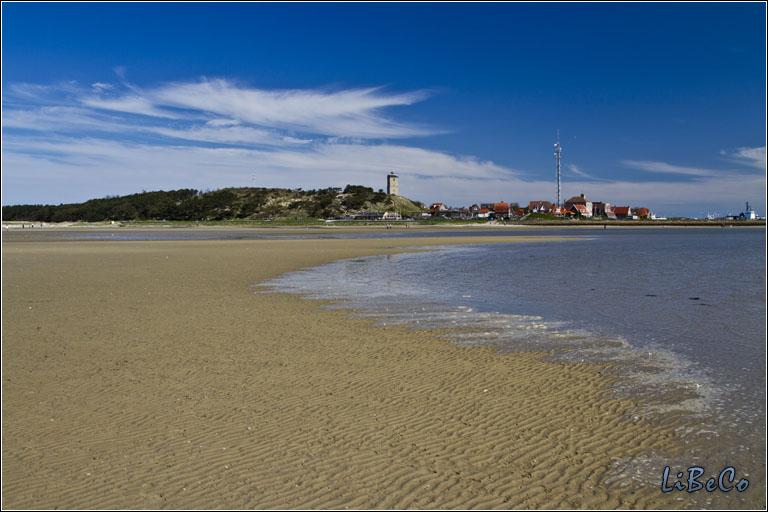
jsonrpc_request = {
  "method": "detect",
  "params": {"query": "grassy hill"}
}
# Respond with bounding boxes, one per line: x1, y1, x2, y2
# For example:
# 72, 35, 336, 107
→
2, 185, 426, 222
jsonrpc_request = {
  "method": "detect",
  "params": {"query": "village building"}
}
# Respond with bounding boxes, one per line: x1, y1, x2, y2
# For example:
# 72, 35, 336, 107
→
633, 207, 652, 219
429, 203, 448, 212
565, 193, 593, 215
352, 211, 385, 221
429, 203, 449, 217
591, 201, 616, 218
548, 205, 567, 217
613, 206, 633, 219
528, 200, 552, 213
569, 203, 593, 218
740, 202, 757, 219
445, 208, 470, 219
493, 202, 510, 218
475, 208, 491, 219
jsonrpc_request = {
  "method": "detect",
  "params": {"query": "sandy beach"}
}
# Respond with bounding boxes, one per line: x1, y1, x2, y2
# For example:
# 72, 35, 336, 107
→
1, 230, 750, 509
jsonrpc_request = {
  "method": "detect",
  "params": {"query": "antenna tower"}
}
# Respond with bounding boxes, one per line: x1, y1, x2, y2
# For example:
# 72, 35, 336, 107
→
554, 130, 562, 206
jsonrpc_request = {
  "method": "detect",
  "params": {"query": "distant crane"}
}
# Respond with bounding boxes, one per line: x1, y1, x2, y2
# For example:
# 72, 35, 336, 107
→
554, 130, 562, 206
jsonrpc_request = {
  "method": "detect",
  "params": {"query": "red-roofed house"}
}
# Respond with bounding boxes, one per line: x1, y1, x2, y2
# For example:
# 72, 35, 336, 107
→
548, 205, 567, 217
634, 207, 651, 219
429, 203, 448, 218
493, 202, 510, 218
565, 193, 593, 217
476, 208, 491, 219
613, 206, 633, 219
569, 204, 592, 218
528, 200, 552, 213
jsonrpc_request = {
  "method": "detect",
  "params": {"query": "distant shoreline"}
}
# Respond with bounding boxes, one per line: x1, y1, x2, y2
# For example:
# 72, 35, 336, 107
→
3, 218, 765, 232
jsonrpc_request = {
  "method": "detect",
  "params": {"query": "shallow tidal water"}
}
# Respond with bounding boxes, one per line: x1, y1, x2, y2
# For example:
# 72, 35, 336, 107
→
261, 228, 766, 509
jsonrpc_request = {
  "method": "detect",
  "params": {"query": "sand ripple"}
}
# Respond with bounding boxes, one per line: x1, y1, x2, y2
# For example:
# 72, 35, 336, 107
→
3, 236, 762, 509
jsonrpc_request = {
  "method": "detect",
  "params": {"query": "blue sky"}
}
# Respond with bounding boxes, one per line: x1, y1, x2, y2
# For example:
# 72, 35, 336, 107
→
2, 2, 765, 217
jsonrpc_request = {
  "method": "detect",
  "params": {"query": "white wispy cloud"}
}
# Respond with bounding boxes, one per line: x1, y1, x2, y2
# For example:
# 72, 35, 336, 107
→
1, 104, 308, 148
4, 78, 441, 147
73, 78, 439, 138
151, 81, 430, 131
81, 95, 182, 119
91, 82, 113, 92
6, 81, 85, 107
2, 106, 114, 132
1, 135, 513, 182
206, 118, 241, 127
0, 131, 525, 204
720, 146, 766, 170
621, 160, 722, 178
143, 125, 313, 147
566, 164, 604, 181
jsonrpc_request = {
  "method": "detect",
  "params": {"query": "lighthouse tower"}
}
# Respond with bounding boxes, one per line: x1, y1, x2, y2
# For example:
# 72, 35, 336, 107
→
387, 171, 399, 196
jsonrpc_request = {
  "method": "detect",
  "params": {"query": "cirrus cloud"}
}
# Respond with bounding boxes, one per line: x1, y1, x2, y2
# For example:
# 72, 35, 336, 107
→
720, 146, 766, 170
621, 160, 722, 178
5, 78, 443, 146
72, 78, 441, 139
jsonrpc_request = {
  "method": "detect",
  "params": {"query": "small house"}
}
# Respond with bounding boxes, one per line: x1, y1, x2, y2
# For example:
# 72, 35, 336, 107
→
493, 202, 510, 218
528, 200, 552, 213
569, 204, 592, 218
634, 207, 651, 219
592, 201, 616, 219
613, 206, 633, 219
382, 211, 402, 220
548, 205, 567, 217
353, 211, 385, 221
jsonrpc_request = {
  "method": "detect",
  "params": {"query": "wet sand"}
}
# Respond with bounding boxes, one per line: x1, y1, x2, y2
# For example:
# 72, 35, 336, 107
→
0, 232, 737, 509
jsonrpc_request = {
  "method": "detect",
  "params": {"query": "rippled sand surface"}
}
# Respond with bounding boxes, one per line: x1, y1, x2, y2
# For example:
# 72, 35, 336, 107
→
3, 231, 762, 509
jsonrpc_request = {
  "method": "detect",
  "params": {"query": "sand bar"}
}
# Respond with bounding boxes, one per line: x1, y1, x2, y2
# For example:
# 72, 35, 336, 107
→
2, 231, 758, 509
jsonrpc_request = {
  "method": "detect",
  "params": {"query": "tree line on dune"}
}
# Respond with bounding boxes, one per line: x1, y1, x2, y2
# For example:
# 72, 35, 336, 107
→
1, 186, 422, 222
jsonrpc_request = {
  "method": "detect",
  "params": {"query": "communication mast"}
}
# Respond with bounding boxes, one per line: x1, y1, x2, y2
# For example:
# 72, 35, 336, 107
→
554, 130, 562, 206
